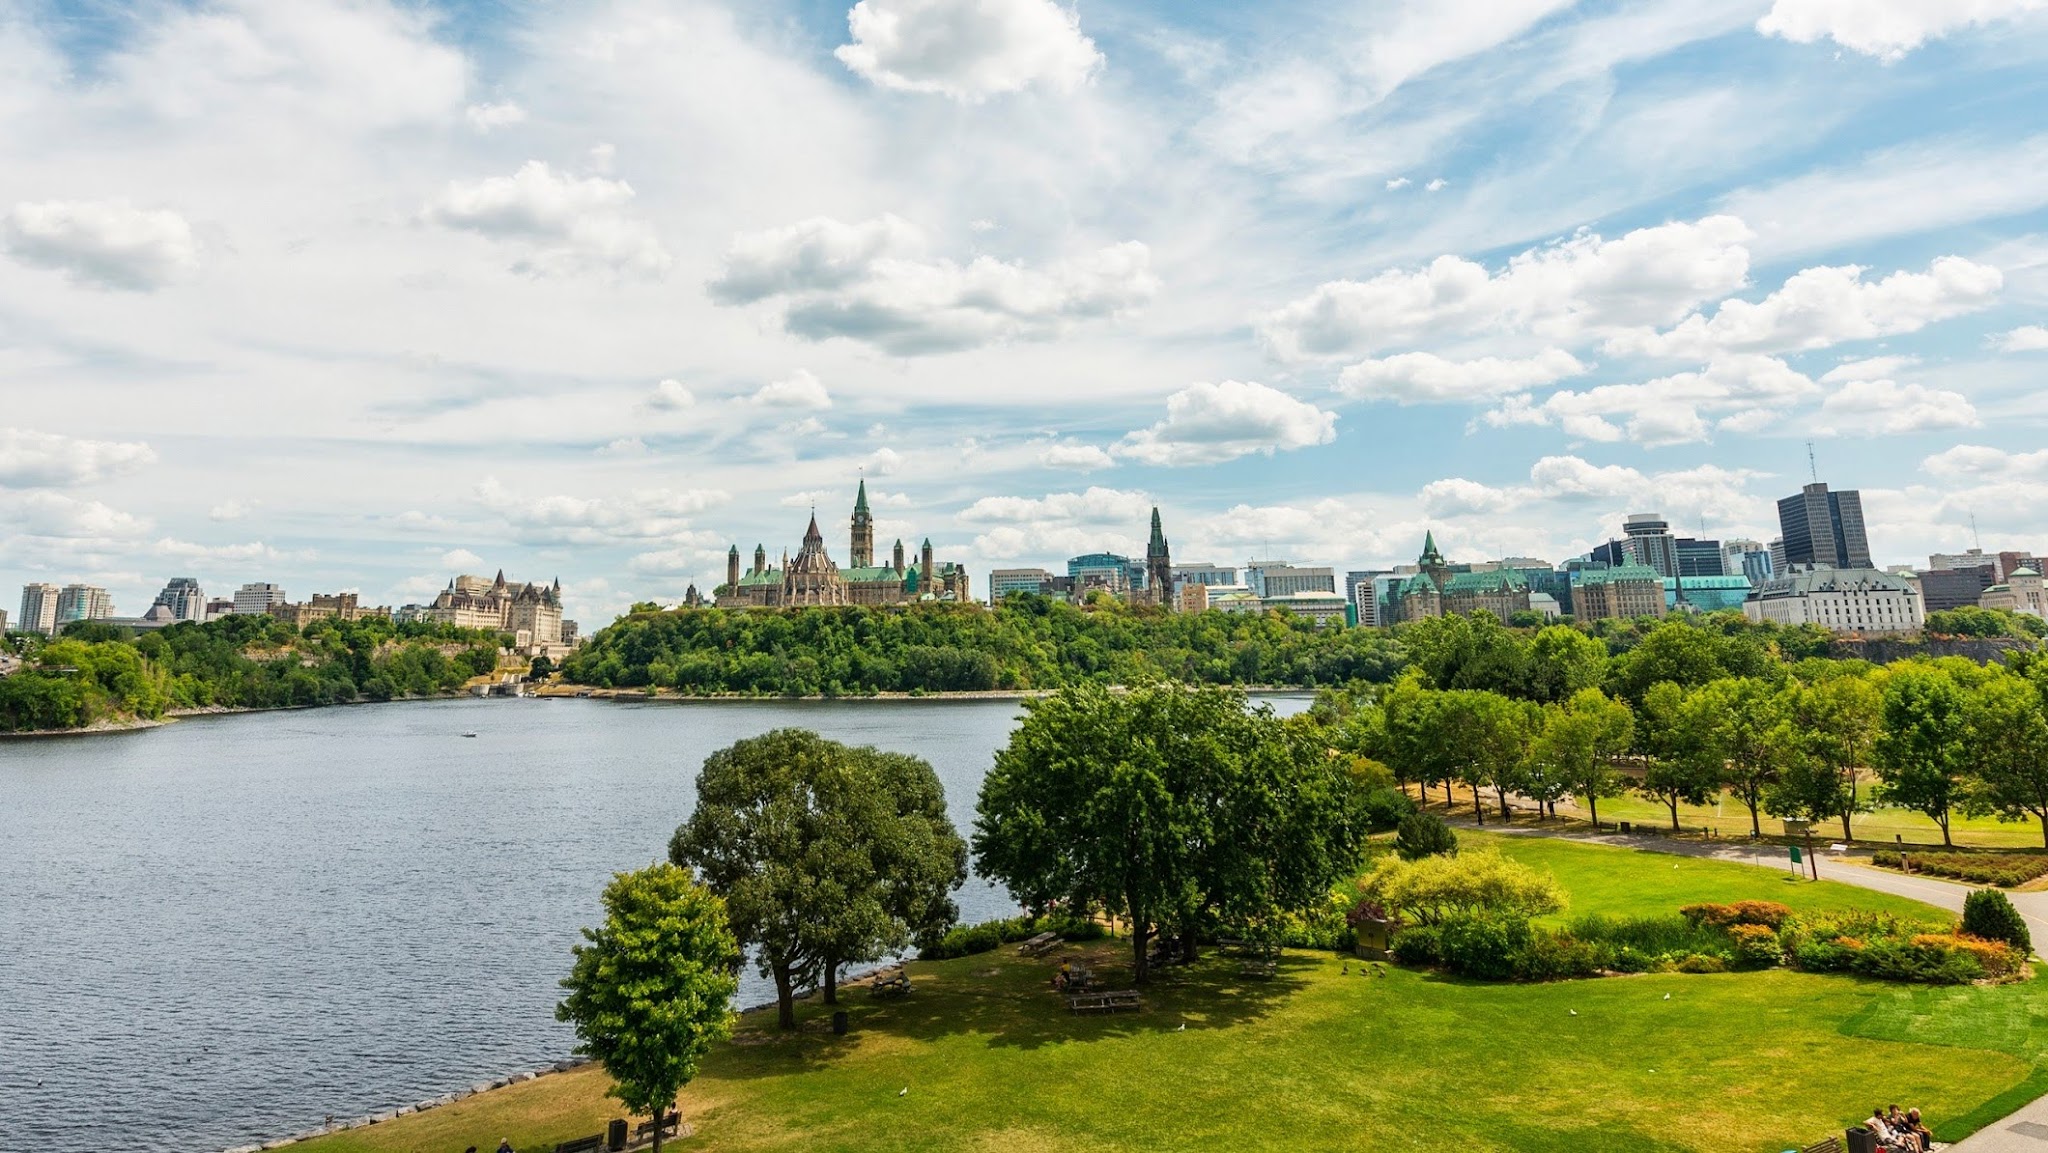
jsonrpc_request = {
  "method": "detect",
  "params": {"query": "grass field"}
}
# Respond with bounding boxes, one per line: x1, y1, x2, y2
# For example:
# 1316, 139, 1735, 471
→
292, 837, 2039, 1153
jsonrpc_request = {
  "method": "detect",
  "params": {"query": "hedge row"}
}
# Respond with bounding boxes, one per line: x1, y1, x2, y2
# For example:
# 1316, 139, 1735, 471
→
1872, 851, 2048, 888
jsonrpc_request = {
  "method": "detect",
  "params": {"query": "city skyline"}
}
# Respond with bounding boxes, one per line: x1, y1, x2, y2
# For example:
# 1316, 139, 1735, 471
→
3, 0, 2047, 623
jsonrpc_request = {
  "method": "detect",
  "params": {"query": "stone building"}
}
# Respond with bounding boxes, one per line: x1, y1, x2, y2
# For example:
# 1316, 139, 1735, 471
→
718, 482, 970, 608
1571, 564, 1668, 621
426, 571, 570, 656
1743, 567, 1922, 633
269, 592, 392, 627
1981, 567, 2046, 620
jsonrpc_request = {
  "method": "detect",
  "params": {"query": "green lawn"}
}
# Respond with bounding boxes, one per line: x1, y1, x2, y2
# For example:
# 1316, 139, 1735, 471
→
1555, 785, 2048, 850
292, 837, 2039, 1153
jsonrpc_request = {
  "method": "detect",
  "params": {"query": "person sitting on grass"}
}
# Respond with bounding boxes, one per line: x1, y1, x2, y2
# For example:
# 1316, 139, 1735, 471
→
1052, 961, 1072, 991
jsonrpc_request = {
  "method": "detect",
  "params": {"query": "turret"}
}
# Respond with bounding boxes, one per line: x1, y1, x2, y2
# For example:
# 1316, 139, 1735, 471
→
920, 537, 935, 587
1146, 507, 1172, 606
753, 544, 767, 576
850, 479, 874, 568
726, 546, 741, 591
892, 538, 906, 577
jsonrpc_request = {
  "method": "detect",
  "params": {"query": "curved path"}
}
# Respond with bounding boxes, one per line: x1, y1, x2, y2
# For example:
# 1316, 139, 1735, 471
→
1474, 820, 2048, 1152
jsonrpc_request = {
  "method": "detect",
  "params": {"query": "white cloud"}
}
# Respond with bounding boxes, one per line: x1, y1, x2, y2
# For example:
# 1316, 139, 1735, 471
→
2, 492, 150, 539
1259, 215, 1754, 359
1420, 477, 1518, 516
1609, 256, 2003, 358
1036, 440, 1116, 470
0, 428, 158, 487
473, 478, 729, 546
3, 200, 198, 291
1757, 0, 2047, 61
1116, 380, 1337, 466
1337, 349, 1586, 403
709, 215, 1157, 355
1817, 378, 1979, 436
960, 485, 1153, 524
597, 436, 649, 457
745, 369, 833, 410
1483, 356, 1819, 446
152, 538, 303, 564
645, 379, 696, 409
442, 548, 486, 569
835, 0, 1105, 101
422, 160, 671, 277
1996, 325, 2048, 351
1386, 177, 1412, 191
865, 446, 905, 475
1425, 178, 1447, 192
208, 500, 255, 522
1921, 444, 2048, 478
464, 101, 526, 132
1821, 355, 1917, 382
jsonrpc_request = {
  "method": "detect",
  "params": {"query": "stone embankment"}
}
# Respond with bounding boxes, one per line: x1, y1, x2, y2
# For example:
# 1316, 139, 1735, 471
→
218, 1057, 594, 1153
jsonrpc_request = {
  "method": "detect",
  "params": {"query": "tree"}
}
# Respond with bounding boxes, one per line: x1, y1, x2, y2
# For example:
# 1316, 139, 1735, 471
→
1394, 811, 1458, 860
1437, 690, 1535, 825
1524, 625, 1609, 705
1786, 673, 1883, 840
1532, 688, 1634, 828
974, 684, 1366, 982
1961, 889, 2032, 954
1372, 674, 1457, 806
1636, 682, 1722, 832
1961, 673, 2048, 848
669, 729, 966, 1027
1399, 612, 1529, 697
1697, 677, 1790, 837
1874, 664, 1970, 847
557, 863, 738, 1153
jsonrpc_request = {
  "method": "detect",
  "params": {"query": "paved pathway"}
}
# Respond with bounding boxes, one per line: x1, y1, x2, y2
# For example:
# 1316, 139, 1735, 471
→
1470, 820, 2048, 1152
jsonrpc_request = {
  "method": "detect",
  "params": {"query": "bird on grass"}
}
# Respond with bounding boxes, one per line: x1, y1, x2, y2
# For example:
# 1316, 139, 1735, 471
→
898, 1088, 908, 1097
1568, 1009, 1578, 1016
1176, 1022, 1186, 1032
1663, 993, 1671, 1001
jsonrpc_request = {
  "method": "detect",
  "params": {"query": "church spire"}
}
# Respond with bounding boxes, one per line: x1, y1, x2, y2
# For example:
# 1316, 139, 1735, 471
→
850, 479, 874, 567
855, 478, 870, 515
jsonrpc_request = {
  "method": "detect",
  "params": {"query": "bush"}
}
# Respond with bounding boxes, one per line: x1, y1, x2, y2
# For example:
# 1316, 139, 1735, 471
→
1872, 851, 1902, 868
1389, 924, 1442, 967
1566, 914, 1728, 960
1363, 787, 1418, 833
1792, 937, 1858, 973
1394, 812, 1458, 860
1437, 914, 1532, 981
1882, 851, 2048, 887
1962, 889, 2033, 954
1727, 923, 1783, 969
1916, 933, 2022, 980
1676, 953, 1728, 973
1680, 901, 1793, 930
916, 914, 1098, 960
919, 922, 1005, 960
1854, 939, 1980, 985
1515, 930, 1603, 981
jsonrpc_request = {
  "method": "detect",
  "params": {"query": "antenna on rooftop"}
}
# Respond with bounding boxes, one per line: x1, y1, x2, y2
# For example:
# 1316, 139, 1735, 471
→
1806, 441, 1818, 484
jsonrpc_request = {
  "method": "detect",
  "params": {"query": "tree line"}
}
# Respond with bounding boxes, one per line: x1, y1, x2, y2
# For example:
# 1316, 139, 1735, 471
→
1337, 615, 2048, 846
0, 614, 506, 731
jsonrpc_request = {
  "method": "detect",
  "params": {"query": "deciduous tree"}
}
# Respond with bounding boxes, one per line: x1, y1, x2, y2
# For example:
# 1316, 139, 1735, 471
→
1874, 665, 1970, 847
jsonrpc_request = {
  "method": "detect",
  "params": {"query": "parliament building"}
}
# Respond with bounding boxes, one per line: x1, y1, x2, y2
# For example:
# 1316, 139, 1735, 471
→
716, 481, 971, 608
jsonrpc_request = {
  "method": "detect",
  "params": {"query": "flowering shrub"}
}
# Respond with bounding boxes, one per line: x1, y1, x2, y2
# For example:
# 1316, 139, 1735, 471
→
1727, 923, 1783, 969
1680, 901, 1793, 930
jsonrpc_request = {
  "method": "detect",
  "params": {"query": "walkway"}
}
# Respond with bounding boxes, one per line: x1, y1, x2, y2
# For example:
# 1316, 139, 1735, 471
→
1469, 818, 2048, 1153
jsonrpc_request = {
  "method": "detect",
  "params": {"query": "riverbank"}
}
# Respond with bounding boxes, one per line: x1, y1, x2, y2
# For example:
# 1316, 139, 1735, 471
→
543, 684, 1316, 703
0, 715, 166, 738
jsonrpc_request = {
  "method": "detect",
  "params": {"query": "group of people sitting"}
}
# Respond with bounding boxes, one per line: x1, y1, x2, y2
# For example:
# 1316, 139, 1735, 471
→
1866, 1104, 1935, 1151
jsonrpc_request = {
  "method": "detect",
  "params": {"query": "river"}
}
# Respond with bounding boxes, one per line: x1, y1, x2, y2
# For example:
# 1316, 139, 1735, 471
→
0, 693, 1308, 1151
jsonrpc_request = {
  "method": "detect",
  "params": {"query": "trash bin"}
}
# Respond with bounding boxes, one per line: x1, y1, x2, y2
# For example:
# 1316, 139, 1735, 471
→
1846, 1125, 1877, 1153
607, 1117, 628, 1151
832, 1010, 849, 1035
1619, 821, 1630, 834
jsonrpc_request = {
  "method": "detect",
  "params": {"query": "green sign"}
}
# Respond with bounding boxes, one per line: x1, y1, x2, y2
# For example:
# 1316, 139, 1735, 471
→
1789, 846, 1803, 865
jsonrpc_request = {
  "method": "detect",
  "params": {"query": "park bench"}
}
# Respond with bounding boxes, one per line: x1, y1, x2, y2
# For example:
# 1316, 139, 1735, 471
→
634, 1114, 684, 1143
870, 972, 911, 997
1066, 990, 1141, 1014
553, 1135, 604, 1153
1018, 931, 1061, 956
1800, 1137, 1843, 1153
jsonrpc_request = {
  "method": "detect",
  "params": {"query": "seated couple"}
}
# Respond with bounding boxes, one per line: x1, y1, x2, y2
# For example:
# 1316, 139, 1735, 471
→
1866, 1105, 1933, 1152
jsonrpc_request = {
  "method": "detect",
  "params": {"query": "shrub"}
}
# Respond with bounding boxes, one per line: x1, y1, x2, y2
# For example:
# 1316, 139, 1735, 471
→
1567, 914, 1727, 960
1872, 851, 1902, 868
1515, 930, 1603, 981
1676, 953, 1728, 973
1680, 901, 1792, 930
1438, 913, 1533, 981
1916, 933, 2022, 981
921, 922, 1005, 960
1883, 851, 2048, 887
1363, 787, 1418, 833
1390, 924, 1442, 967
1853, 939, 1980, 985
1961, 889, 2033, 954
1792, 937, 1858, 973
1361, 848, 1566, 926
1727, 923, 1783, 969
1394, 811, 1459, 860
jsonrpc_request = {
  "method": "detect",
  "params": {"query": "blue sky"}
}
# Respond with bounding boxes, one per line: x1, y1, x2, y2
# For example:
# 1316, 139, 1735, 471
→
1, 0, 2045, 623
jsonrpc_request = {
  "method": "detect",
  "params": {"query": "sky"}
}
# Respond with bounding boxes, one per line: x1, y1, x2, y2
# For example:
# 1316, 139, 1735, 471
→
1, 0, 2045, 625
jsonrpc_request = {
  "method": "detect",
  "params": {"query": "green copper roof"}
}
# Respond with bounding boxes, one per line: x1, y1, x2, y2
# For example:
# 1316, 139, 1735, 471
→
842, 566, 902, 583
1397, 573, 1438, 594
854, 478, 870, 516
1574, 563, 1663, 586
738, 569, 782, 587
1442, 570, 1527, 593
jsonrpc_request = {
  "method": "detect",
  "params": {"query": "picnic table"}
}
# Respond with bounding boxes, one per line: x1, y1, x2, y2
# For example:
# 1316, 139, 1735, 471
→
1018, 931, 1061, 956
870, 972, 911, 997
1066, 989, 1142, 1014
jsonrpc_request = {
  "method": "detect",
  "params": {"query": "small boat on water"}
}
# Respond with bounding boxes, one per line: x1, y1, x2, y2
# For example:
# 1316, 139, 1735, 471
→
461, 732, 479, 738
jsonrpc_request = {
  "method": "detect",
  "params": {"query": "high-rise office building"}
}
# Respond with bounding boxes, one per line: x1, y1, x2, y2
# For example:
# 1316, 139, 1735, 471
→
1591, 514, 1684, 578
54, 584, 114, 627
232, 582, 288, 616
1776, 482, 1872, 569
1244, 561, 1336, 598
1674, 538, 1725, 578
19, 583, 60, 635
151, 577, 205, 623
1722, 539, 1773, 586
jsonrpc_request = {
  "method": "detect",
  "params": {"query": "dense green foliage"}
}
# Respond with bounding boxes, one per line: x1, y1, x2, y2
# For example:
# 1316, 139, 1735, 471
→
1873, 850, 2048, 887
1926, 606, 2048, 640
562, 596, 1403, 694
556, 863, 739, 1151
973, 683, 1370, 981
0, 614, 501, 731
669, 730, 967, 1026
1961, 889, 2033, 954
